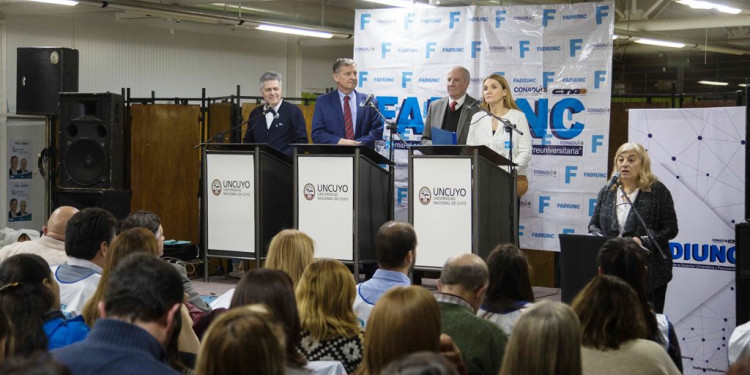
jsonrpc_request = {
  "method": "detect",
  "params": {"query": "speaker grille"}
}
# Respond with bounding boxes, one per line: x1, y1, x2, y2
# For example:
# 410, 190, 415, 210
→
63, 139, 108, 186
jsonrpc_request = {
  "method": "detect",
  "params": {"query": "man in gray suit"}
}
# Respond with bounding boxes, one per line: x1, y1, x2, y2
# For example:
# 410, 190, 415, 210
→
421, 66, 480, 145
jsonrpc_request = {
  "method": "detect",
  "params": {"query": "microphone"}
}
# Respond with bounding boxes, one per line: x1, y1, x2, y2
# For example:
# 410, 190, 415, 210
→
604, 172, 620, 190
466, 97, 483, 109
360, 94, 375, 108
263, 106, 280, 119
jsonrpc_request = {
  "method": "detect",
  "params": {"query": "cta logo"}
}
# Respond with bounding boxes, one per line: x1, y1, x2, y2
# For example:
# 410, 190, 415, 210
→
418, 186, 431, 205
211, 179, 222, 196
551, 88, 587, 95
303, 183, 315, 201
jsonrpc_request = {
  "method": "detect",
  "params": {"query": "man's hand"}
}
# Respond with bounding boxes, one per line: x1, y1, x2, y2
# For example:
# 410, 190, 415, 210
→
337, 138, 362, 145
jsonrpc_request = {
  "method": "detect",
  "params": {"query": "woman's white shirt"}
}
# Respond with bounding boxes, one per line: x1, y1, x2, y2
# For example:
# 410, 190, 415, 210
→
466, 108, 532, 176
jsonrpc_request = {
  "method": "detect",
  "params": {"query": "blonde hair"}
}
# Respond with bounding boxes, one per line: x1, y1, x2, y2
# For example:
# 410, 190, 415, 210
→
481, 74, 520, 112
265, 229, 314, 288
82, 228, 160, 326
357, 286, 441, 375
195, 305, 285, 375
295, 259, 360, 341
611, 143, 658, 192
499, 301, 582, 375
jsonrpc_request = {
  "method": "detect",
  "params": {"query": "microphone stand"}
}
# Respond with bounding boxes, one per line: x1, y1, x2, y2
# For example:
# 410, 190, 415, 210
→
194, 107, 270, 149
364, 100, 406, 219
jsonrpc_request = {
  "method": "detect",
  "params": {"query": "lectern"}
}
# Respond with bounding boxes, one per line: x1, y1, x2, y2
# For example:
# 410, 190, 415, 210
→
294, 145, 392, 280
409, 145, 515, 269
201, 144, 293, 280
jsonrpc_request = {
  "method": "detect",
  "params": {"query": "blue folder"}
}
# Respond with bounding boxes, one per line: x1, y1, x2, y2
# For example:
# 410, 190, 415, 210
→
431, 127, 457, 145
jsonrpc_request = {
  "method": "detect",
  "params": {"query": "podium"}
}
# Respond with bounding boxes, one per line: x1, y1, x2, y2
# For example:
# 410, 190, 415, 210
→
294, 145, 392, 279
201, 144, 294, 279
408, 145, 515, 269
558, 234, 611, 303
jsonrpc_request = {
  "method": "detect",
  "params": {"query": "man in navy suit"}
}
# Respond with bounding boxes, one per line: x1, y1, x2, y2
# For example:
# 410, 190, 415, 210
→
311, 58, 383, 148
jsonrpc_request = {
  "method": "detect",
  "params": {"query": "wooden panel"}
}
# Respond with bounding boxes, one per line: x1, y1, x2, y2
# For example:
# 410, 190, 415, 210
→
130, 104, 201, 245
524, 249, 556, 288
207, 103, 233, 143
240, 102, 262, 141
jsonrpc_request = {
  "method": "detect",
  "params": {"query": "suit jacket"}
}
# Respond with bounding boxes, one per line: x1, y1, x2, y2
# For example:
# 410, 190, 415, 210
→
311, 90, 383, 148
242, 100, 308, 156
421, 95, 479, 145
588, 181, 678, 288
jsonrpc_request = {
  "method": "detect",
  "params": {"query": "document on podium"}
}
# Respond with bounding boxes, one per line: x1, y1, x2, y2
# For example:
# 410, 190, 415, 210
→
431, 127, 457, 145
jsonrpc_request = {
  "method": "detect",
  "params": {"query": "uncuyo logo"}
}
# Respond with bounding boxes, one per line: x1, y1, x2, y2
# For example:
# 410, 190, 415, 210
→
419, 186, 431, 205
303, 183, 315, 201
211, 179, 222, 196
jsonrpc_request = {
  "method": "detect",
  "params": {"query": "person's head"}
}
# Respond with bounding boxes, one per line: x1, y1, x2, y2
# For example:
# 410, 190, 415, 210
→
195, 305, 285, 375
120, 211, 164, 255
9, 199, 17, 213
295, 258, 360, 341
43, 206, 79, 241
499, 301, 582, 375
612, 142, 657, 192
230, 269, 306, 368
572, 275, 647, 350
64, 207, 117, 265
360, 286, 441, 375
333, 58, 358, 94
481, 74, 519, 111
381, 351, 459, 375
375, 221, 417, 272
483, 243, 535, 313
18, 200, 26, 213
19, 158, 27, 171
437, 253, 489, 312
10, 156, 18, 170
446, 66, 470, 100
259, 71, 282, 108
100, 253, 183, 347
0, 254, 58, 356
0, 351, 72, 375
265, 229, 314, 287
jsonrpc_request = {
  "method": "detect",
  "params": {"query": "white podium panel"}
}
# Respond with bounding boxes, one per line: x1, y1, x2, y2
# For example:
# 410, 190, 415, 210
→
297, 156, 354, 260
206, 153, 255, 253
412, 157, 473, 267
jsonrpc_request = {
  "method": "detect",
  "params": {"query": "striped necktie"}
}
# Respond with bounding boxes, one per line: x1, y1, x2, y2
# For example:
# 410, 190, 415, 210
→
344, 95, 354, 140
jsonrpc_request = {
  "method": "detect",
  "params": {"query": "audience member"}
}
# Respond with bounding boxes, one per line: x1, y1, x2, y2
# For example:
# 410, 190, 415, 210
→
0, 351, 71, 375
0, 254, 89, 355
731, 321, 750, 365
0, 309, 11, 360
194, 305, 285, 375
728, 353, 750, 375
499, 301, 582, 375
598, 237, 682, 371
381, 351, 459, 375
356, 286, 442, 375
0, 206, 78, 266
53, 208, 117, 319
296, 259, 363, 373
354, 221, 416, 328
52, 253, 184, 375
572, 275, 680, 375
478, 243, 535, 336
436, 254, 507, 375
265, 229, 315, 288
121, 210, 210, 312
230, 269, 307, 372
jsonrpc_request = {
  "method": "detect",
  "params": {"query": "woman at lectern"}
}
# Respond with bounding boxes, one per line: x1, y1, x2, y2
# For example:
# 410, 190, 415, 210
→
466, 74, 532, 196
588, 142, 678, 313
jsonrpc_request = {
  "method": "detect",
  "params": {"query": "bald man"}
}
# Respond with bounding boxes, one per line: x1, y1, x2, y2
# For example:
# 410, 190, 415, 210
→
421, 66, 480, 145
0, 206, 79, 266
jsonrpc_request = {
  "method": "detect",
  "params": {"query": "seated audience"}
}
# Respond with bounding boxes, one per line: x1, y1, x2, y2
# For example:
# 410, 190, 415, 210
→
53, 208, 117, 318
572, 275, 680, 375
194, 305, 285, 375
0, 206, 78, 266
0, 351, 71, 375
265, 229, 315, 288
499, 301, 582, 375
0, 309, 11, 361
0, 254, 89, 355
353, 221, 416, 328
52, 253, 184, 375
478, 243, 535, 336
598, 237, 682, 371
381, 351, 459, 375
296, 259, 363, 373
230, 269, 307, 373
356, 286, 443, 375
436, 253, 507, 375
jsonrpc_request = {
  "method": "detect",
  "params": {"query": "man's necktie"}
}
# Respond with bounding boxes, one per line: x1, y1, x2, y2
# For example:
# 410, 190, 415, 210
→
450, 100, 458, 112
344, 96, 354, 140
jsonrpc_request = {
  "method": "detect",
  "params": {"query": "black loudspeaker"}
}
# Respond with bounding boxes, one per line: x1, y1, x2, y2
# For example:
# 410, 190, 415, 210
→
55, 188, 131, 220
17, 47, 79, 115
58, 93, 125, 189
737, 223, 750, 325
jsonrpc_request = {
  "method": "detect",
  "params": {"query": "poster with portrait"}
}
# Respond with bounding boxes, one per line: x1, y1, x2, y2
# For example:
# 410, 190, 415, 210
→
7, 139, 33, 223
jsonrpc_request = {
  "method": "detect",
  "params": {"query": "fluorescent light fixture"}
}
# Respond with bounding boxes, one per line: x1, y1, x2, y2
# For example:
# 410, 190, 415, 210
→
698, 80, 729, 86
634, 38, 686, 48
675, 0, 742, 14
739, 83, 748, 87
27, 0, 78, 5
613, 34, 619, 40
256, 24, 333, 39
364, 0, 434, 8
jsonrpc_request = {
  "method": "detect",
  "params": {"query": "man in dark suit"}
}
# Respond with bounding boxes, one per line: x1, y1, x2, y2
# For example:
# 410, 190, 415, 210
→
421, 66, 480, 145
311, 58, 383, 148
242, 71, 308, 156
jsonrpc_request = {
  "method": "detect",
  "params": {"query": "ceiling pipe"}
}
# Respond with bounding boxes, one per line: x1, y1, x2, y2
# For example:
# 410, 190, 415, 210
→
616, 15, 750, 31
615, 29, 750, 55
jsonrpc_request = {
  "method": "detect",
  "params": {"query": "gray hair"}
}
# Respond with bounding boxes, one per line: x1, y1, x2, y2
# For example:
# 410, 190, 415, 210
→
451, 66, 470, 81
439, 254, 489, 292
333, 58, 356, 74
259, 71, 282, 88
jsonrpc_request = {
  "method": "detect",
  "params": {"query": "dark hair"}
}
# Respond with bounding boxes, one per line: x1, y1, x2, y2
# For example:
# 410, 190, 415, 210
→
381, 351, 459, 375
104, 253, 183, 322
572, 275, 647, 350
64, 207, 117, 260
0, 254, 55, 356
375, 221, 416, 269
120, 210, 161, 235
10, 156, 18, 162
597, 237, 660, 343
0, 309, 12, 358
0, 351, 71, 375
483, 243, 535, 313
230, 269, 306, 368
